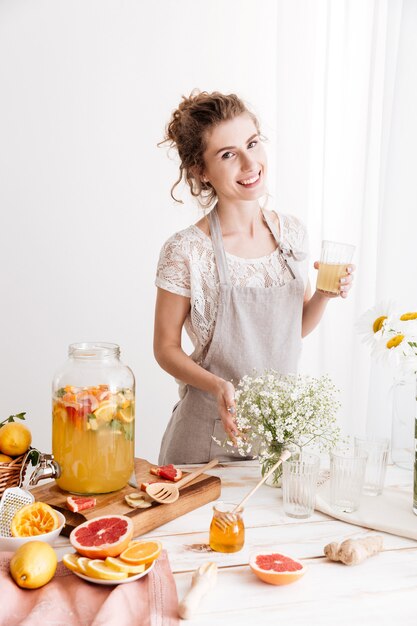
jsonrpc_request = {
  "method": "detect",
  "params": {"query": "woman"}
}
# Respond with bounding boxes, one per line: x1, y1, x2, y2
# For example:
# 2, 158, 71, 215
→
154, 91, 354, 464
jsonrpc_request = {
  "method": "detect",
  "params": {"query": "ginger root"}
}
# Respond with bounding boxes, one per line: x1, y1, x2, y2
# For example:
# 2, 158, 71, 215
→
324, 535, 383, 566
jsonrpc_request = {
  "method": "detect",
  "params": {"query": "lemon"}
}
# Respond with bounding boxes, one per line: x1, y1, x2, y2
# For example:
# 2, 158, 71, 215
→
62, 553, 81, 573
116, 407, 134, 423
76, 557, 91, 574
0, 453, 13, 463
0, 422, 32, 456
93, 401, 117, 424
10, 541, 57, 589
85, 559, 128, 580
105, 556, 145, 574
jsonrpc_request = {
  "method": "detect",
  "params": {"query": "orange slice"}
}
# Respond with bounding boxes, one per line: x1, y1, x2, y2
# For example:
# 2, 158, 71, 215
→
105, 556, 146, 574
85, 559, 128, 580
11, 502, 60, 537
119, 540, 162, 565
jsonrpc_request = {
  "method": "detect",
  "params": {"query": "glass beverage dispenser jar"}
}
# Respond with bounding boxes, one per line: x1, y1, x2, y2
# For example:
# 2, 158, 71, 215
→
52, 342, 135, 494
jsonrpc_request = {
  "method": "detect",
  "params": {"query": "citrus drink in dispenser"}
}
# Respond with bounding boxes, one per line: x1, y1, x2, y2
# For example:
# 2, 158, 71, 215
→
52, 343, 135, 494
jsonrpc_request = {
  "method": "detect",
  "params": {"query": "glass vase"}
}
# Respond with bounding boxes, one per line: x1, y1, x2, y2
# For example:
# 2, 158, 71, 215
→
413, 376, 417, 515
391, 376, 415, 471
261, 448, 285, 488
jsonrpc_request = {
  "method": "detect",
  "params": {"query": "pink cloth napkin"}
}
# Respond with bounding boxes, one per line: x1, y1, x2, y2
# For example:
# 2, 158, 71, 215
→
0, 549, 179, 626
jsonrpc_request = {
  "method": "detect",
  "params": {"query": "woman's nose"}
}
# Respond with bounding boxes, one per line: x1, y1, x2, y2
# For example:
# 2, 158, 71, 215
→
239, 152, 256, 171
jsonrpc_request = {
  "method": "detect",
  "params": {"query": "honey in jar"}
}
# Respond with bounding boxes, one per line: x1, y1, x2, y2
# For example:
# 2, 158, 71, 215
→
209, 501, 244, 553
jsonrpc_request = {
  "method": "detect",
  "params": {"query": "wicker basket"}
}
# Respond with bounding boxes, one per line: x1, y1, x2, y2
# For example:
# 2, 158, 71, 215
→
0, 454, 27, 497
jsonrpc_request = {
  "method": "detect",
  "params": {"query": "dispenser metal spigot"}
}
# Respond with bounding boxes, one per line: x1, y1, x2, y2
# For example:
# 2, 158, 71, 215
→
29, 452, 61, 486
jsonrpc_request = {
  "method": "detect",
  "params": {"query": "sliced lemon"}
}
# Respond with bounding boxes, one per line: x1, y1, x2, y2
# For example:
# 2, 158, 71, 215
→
116, 392, 130, 409
62, 553, 81, 573
105, 557, 146, 574
116, 406, 134, 423
93, 401, 117, 424
76, 557, 92, 574
85, 559, 128, 580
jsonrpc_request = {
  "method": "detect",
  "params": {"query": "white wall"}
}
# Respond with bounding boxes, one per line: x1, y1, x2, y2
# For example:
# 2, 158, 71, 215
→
0, 0, 280, 461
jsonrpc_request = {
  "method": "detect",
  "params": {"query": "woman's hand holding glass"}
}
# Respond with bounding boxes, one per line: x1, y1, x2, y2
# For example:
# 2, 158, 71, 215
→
314, 261, 355, 299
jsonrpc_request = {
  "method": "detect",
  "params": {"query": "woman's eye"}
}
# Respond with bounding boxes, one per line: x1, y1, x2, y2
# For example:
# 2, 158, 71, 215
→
248, 140, 257, 149
221, 151, 234, 160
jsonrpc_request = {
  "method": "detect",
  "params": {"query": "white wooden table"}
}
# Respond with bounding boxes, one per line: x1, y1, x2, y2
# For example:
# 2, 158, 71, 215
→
56, 461, 417, 625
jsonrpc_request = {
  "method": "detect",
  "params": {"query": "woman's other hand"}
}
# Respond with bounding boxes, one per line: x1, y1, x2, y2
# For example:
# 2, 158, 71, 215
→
216, 379, 240, 445
313, 261, 355, 299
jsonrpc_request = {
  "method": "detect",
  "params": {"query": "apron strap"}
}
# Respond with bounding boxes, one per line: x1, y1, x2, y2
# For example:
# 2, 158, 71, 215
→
261, 209, 307, 263
208, 207, 231, 285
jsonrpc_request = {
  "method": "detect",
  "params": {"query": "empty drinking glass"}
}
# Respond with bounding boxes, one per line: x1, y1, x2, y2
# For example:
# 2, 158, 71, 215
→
354, 437, 390, 496
282, 452, 320, 519
330, 448, 367, 513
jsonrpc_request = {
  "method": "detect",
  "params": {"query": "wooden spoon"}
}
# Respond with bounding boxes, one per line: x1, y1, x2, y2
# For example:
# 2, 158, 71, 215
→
213, 449, 291, 531
146, 459, 219, 504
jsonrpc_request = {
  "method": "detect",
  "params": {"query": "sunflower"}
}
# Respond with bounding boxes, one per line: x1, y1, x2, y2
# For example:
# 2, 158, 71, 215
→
355, 301, 396, 347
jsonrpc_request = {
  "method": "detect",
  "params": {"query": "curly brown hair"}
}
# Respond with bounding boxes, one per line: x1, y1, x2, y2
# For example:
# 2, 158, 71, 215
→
161, 90, 260, 208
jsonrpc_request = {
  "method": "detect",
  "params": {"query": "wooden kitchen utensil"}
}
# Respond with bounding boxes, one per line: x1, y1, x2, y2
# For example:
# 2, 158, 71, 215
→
146, 459, 219, 504
213, 449, 291, 531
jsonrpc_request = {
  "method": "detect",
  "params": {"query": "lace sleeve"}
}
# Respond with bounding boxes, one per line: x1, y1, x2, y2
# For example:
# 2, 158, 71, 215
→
155, 233, 191, 298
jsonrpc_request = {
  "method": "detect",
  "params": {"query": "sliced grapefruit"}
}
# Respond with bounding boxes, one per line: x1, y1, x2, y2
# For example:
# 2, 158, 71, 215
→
249, 552, 306, 585
66, 496, 97, 513
150, 464, 182, 482
69, 515, 133, 559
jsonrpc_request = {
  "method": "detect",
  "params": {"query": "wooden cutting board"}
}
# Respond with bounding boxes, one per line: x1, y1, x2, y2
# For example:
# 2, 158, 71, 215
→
30, 458, 221, 537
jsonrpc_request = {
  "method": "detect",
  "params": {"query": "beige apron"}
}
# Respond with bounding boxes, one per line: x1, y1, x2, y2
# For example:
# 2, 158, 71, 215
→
159, 207, 305, 464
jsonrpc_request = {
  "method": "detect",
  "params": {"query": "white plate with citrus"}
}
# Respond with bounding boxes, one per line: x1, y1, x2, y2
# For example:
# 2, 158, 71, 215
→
72, 558, 155, 585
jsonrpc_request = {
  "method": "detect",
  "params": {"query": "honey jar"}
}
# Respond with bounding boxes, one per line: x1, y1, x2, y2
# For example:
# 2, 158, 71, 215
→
209, 501, 244, 553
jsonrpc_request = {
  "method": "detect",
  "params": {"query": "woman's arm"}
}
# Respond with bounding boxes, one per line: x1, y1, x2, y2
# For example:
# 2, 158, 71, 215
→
154, 287, 239, 439
302, 263, 355, 337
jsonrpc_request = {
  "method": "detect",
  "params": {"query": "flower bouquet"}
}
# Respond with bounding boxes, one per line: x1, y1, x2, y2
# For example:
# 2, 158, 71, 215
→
220, 371, 342, 486
356, 303, 417, 374
357, 303, 417, 512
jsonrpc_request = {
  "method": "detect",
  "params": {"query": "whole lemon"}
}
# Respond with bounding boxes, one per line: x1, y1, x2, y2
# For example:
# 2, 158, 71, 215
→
0, 453, 13, 463
0, 422, 32, 456
10, 541, 57, 589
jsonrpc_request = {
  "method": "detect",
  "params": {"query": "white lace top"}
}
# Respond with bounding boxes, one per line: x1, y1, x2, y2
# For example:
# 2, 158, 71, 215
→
155, 212, 309, 364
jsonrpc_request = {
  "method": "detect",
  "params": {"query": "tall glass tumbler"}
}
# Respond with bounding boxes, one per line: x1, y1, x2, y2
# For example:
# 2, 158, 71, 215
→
354, 437, 390, 496
282, 453, 320, 519
316, 240, 355, 295
330, 448, 367, 513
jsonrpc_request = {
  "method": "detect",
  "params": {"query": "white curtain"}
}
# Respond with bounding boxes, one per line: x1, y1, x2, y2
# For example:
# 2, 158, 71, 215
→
276, 0, 415, 440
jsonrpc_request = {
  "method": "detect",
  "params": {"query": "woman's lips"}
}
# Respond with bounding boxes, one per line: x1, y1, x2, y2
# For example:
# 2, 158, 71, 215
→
237, 171, 261, 188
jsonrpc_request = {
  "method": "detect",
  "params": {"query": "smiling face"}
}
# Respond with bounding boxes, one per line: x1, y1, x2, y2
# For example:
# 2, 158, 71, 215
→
201, 113, 267, 206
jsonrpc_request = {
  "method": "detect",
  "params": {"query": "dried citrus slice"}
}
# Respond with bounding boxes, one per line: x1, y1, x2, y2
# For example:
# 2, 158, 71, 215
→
11, 502, 60, 537
249, 552, 306, 585
105, 556, 146, 574
119, 540, 162, 565
62, 553, 81, 573
93, 401, 117, 424
85, 559, 128, 581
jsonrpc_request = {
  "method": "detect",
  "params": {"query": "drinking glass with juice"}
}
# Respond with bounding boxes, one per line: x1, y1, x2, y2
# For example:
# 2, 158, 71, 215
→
316, 240, 355, 295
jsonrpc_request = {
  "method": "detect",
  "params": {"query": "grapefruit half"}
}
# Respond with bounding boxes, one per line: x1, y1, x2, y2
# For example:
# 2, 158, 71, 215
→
70, 515, 133, 559
249, 552, 306, 585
